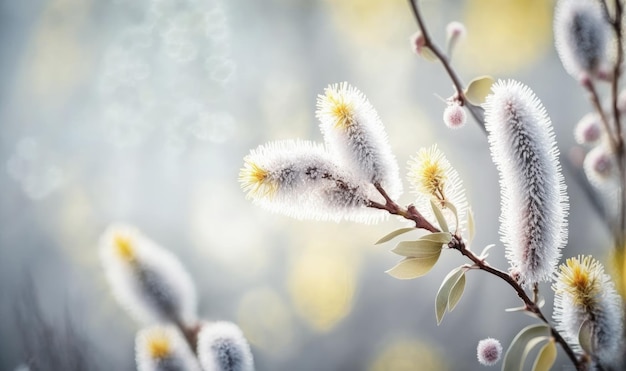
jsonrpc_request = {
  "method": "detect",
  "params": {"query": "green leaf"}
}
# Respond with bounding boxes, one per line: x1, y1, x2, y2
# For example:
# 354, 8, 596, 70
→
467, 207, 475, 244
375, 228, 416, 245
478, 244, 495, 259
578, 319, 595, 355
464, 76, 494, 105
447, 271, 466, 312
504, 305, 527, 313
420, 232, 453, 244
392, 240, 443, 257
521, 336, 550, 371
386, 253, 441, 280
435, 267, 464, 324
532, 339, 557, 371
502, 324, 550, 371
421, 45, 438, 62
430, 200, 449, 232
443, 200, 459, 233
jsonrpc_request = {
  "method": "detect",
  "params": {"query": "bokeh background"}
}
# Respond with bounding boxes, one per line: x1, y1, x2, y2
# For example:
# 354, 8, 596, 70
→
0, 0, 615, 370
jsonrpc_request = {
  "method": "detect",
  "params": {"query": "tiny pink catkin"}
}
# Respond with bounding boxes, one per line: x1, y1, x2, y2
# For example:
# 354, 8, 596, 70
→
476, 338, 502, 366
584, 144, 615, 186
443, 103, 467, 129
483, 79, 569, 285
574, 113, 602, 145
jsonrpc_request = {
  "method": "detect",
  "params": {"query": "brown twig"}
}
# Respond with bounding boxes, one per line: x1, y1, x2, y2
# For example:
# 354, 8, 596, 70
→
448, 236, 584, 370
369, 183, 583, 369
609, 0, 626, 250
407, 0, 486, 132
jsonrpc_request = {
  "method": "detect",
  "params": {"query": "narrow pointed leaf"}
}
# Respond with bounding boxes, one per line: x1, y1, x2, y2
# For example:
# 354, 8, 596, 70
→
532, 339, 557, 371
467, 207, 475, 243
504, 306, 527, 313
430, 200, 449, 232
386, 253, 441, 280
435, 267, 464, 324
420, 232, 453, 244
521, 336, 549, 371
375, 228, 416, 245
421, 46, 438, 62
536, 296, 545, 309
578, 319, 595, 355
464, 75, 495, 105
502, 324, 550, 371
479, 244, 495, 259
392, 240, 443, 257
443, 200, 459, 233
447, 272, 466, 312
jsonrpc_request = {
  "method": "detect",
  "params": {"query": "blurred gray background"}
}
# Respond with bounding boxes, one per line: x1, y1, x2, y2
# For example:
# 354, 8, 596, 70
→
0, 0, 614, 370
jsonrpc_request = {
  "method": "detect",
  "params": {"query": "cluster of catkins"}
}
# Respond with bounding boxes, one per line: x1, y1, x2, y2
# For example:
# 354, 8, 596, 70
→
554, 0, 626, 195
240, 82, 403, 224
100, 224, 254, 371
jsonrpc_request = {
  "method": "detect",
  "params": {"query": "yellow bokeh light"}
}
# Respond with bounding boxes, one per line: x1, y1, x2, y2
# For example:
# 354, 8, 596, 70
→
324, 0, 410, 47
287, 243, 358, 332
369, 339, 448, 371
237, 287, 294, 358
460, 0, 553, 74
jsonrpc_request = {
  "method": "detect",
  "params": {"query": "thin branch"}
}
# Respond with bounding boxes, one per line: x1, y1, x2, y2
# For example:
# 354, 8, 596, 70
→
369, 184, 583, 369
407, 0, 486, 132
583, 79, 618, 150
449, 236, 583, 370
610, 0, 626, 250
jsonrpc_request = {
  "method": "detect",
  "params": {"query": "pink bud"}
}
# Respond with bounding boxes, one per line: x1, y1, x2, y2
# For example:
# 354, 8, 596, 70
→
410, 31, 426, 55
574, 113, 602, 144
443, 103, 467, 129
446, 21, 466, 40
477, 338, 502, 366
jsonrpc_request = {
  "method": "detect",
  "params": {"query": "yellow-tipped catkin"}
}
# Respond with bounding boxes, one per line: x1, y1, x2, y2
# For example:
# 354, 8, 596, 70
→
100, 224, 198, 326
407, 145, 468, 234
553, 255, 623, 364
316, 82, 402, 199
135, 326, 201, 371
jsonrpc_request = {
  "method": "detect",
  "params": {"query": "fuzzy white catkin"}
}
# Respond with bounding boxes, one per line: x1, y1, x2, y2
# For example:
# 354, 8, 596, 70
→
316, 82, 402, 199
100, 224, 198, 326
240, 139, 386, 224
135, 325, 201, 371
554, 0, 610, 80
197, 322, 254, 371
483, 80, 568, 285
476, 338, 502, 366
553, 256, 623, 364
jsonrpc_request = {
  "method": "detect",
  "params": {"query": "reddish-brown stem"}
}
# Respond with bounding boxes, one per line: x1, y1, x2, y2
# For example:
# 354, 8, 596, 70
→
610, 0, 626, 250
583, 79, 618, 150
369, 183, 583, 369
175, 319, 201, 355
449, 236, 583, 370
407, 0, 486, 132
369, 183, 439, 233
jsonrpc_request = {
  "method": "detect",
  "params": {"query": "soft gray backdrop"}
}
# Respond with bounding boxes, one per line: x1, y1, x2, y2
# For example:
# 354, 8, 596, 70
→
0, 0, 613, 370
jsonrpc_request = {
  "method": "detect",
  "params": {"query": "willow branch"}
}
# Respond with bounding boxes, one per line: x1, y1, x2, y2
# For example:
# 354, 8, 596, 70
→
407, 0, 486, 132
610, 0, 626, 250
369, 184, 583, 369
449, 236, 582, 369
